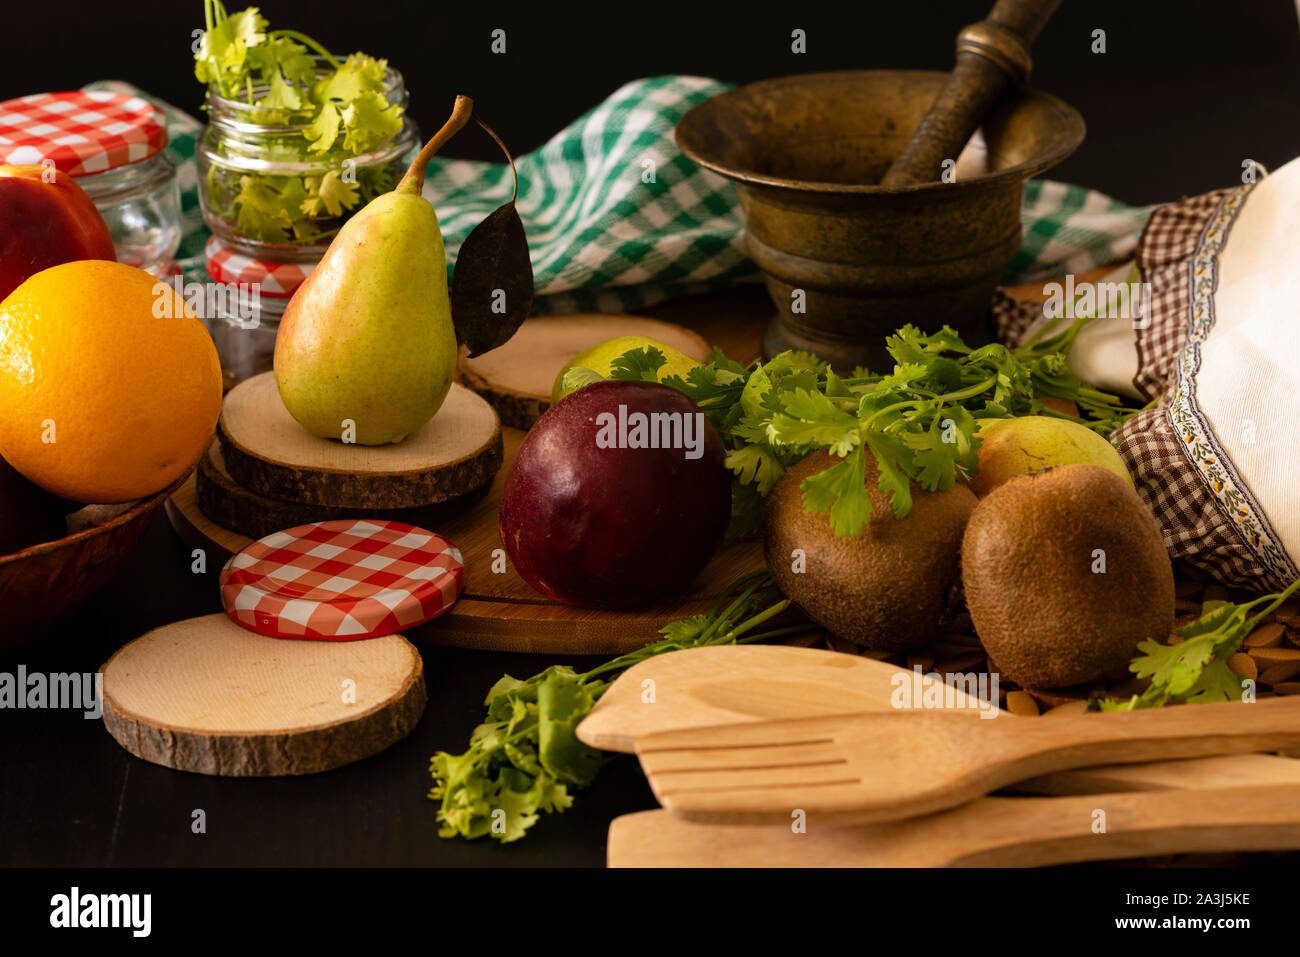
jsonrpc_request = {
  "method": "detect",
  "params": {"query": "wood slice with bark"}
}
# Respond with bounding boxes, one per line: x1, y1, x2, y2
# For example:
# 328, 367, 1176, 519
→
219, 373, 502, 508
101, 614, 427, 776
457, 314, 711, 429
195, 440, 490, 539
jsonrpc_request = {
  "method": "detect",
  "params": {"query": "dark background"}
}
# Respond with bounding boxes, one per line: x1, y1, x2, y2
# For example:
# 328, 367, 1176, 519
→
3, 0, 1300, 204
4, 0, 1300, 873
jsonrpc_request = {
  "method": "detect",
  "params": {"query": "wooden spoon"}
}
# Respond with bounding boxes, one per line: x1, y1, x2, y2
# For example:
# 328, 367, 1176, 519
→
577, 645, 1300, 794
636, 696, 1300, 826
609, 785, 1300, 867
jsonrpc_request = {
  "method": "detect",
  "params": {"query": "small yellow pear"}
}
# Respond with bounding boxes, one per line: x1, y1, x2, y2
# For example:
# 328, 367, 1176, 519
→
275, 97, 472, 445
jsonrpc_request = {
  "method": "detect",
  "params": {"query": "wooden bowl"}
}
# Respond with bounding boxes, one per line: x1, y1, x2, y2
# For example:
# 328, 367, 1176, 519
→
0, 475, 185, 650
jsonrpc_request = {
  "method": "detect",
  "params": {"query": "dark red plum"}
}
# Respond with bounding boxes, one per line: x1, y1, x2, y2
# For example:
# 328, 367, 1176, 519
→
499, 380, 731, 609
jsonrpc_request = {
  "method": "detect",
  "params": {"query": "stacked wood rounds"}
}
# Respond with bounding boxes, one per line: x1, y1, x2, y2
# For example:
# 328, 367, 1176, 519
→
198, 372, 502, 538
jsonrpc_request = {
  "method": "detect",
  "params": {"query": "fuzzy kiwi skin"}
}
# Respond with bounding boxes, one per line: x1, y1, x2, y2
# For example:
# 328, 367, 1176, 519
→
961, 464, 1174, 689
764, 450, 978, 652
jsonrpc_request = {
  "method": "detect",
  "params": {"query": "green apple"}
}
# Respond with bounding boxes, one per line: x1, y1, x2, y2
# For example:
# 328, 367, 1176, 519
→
970, 416, 1132, 498
551, 335, 703, 404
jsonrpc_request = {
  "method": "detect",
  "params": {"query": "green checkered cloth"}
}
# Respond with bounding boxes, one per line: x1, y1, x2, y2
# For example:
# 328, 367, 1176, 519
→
87, 75, 1149, 309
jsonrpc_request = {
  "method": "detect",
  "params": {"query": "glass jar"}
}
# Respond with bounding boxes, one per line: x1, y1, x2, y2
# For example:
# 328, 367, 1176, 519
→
196, 61, 418, 259
0, 89, 183, 277
209, 292, 287, 392
203, 237, 319, 391
76, 152, 182, 276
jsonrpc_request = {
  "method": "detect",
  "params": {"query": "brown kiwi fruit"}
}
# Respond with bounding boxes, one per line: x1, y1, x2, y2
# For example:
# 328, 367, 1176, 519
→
961, 463, 1173, 689
764, 449, 977, 652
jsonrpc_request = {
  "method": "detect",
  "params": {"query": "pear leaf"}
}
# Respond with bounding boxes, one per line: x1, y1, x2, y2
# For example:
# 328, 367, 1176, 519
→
450, 119, 534, 358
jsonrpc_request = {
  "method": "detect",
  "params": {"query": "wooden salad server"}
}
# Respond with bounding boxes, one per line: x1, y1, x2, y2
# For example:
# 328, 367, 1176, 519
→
881, 0, 1062, 185
608, 785, 1300, 868
576, 645, 1300, 794
635, 695, 1300, 826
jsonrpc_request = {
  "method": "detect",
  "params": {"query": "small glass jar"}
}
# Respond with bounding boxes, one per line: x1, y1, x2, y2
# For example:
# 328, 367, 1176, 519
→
208, 291, 288, 392
0, 90, 183, 277
196, 61, 418, 259
202, 236, 320, 390
76, 152, 182, 276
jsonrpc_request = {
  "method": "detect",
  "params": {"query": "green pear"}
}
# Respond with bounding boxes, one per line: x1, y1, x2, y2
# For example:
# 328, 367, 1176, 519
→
274, 96, 474, 445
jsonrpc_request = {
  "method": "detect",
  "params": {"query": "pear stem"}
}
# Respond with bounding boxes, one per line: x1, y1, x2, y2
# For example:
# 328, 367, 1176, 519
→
396, 95, 474, 196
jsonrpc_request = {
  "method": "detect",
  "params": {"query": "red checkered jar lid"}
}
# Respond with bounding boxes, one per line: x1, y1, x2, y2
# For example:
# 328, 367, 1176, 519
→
205, 236, 317, 299
219, 520, 465, 640
0, 91, 168, 175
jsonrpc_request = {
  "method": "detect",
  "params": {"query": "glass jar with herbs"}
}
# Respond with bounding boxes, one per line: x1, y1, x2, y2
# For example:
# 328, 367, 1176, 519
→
193, 2, 418, 257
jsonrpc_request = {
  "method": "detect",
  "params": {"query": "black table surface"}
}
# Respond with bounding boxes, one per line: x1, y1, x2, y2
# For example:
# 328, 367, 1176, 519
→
5, 0, 1300, 870
1, 513, 663, 867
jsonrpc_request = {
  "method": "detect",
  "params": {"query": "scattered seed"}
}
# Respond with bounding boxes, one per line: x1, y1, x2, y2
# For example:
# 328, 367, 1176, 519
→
1005, 691, 1039, 716
786, 630, 823, 648
1258, 661, 1300, 685
1248, 646, 1300, 668
1274, 602, 1300, 626
1244, 622, 1286, 648
1174, 598, 1204, 615
858, 648, 892, 661
1272, 682, 1300, 696
1227, 653, 1258, 680
1043, 700, 1090, 717
1025, 688, 1084, 710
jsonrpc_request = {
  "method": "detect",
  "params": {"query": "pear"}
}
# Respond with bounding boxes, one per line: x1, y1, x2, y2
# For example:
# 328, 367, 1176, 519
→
274, 96, 474, 445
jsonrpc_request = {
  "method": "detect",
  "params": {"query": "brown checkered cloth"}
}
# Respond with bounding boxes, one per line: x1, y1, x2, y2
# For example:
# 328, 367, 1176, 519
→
992, 185, 1294, 593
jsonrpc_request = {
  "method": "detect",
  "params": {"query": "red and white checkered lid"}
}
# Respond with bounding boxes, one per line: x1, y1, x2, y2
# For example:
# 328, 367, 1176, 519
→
206, 236, 317, 298
0, 91, 168, 176
219, 519, 465, 641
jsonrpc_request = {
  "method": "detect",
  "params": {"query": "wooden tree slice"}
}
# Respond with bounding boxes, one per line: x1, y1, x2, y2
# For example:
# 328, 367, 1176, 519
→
101, 614, 427, 776
458, 314, 712, 428
196, 440, 490, 540
220, 373, 502, 509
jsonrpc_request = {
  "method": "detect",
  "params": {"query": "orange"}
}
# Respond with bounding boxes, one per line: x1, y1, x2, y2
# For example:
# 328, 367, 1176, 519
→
0, 261, 222, 503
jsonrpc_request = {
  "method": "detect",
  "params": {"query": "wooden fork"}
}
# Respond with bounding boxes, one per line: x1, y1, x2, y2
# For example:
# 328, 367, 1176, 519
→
636, 696, 1300, 825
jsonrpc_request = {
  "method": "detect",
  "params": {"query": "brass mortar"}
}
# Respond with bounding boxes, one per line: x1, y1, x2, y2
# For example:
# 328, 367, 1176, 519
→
675, 70, 1085, 370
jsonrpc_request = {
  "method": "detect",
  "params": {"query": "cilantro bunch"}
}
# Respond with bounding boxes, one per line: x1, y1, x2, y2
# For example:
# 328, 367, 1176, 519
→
1097, 578, 1300, 710
195, 2, 406, 244
430, 572, 805, 842
593, 320, 1138, 538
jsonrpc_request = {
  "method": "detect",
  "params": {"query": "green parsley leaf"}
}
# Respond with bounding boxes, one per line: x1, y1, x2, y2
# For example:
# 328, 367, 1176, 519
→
430, 571, 805, 843
1094, 581, 1300, 710
609, 346, 667, 382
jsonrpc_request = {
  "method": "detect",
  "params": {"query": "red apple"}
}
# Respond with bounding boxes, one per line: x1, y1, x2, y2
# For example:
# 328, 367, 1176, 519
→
499, 380, 730, 609
0, 164, 116, 302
